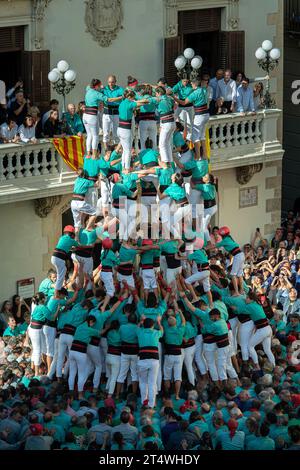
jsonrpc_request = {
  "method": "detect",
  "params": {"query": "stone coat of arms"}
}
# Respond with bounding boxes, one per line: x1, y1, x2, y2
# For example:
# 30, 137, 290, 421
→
85, 0, 123, 47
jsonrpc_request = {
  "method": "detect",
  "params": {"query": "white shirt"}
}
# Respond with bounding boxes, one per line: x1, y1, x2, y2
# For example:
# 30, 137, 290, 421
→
0, 80, 6, 105
216, 78, 237, 102
18, 125, 36, 143
0, 123, 18, 141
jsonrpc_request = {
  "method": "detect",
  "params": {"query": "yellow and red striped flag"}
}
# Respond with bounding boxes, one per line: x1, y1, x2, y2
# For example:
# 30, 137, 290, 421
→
52, 136, 85, 171
206, 127, 211, 171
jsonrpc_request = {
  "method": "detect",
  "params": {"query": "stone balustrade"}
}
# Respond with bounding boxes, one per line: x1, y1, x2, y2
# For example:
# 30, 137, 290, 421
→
0, 109, 283, 204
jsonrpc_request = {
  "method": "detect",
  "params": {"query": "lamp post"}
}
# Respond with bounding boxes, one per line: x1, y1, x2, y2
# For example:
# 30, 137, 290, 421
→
48, 60, 77, 114
255, 40, 281, 108
174, 48, 203, 80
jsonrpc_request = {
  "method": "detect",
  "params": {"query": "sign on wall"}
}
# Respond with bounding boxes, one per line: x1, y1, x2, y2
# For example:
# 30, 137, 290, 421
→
239, 186, 258, 208
17, 278, 35, 300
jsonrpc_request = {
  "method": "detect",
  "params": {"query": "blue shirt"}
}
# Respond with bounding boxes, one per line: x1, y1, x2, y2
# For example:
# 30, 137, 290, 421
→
236, 85, 255, 112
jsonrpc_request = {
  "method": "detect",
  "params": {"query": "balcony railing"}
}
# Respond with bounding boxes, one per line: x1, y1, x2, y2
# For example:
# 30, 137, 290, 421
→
0, 109, 283, 204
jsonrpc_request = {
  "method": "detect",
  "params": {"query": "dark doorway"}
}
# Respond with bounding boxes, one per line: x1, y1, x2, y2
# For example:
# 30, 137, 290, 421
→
0, 51, 22, 89
183, 32, 219, 75
62, 208, 73, 232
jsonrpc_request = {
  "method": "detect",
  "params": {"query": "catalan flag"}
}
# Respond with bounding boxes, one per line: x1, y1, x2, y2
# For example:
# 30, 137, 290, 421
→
206, 127, 211, 170
52, 136, 85, 171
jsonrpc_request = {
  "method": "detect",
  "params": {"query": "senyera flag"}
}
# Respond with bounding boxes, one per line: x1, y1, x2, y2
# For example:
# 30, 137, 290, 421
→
52, 135, 85, 171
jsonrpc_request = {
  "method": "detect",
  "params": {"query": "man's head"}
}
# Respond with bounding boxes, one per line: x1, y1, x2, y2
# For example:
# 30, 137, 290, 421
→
15, 91, 24, 103
120, 411, 130, 424
7, 317, 17, 330
191, 79, 200, 90
241, 77, 250, 89
181, 78, 190, 87
50, 99, 59, 110
47, 269, 56, 283
67, 104, 76, 115
209, 308, 221, 321
108, 75, 117, 88
224, 69, 232, 82
289, 288, 298, 302
215, 69, 224, 80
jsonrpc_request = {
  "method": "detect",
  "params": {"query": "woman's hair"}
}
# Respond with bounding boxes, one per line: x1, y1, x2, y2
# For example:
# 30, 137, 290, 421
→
174, 173, 184, 187
156, 86, 166, 95
1, 300, 11, 313
175, 121, 184, 132
145, 137, 153, 149
49, 110, 58, 120
142, 424, 155, 437
23, 115, 34, 127
124, 89, 135, 99
90, 79, 101, 88
32, 292, 46, 305
247, 290, 260, 304
113, 432, 124, 450
29, 106, 40, 117
140, 84, 152, 96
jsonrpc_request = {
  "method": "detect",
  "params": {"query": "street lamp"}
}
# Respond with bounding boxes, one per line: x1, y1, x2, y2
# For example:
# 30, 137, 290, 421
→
255, 40, 281, 108
174, 48, 203, 80
48, 60, 77, 114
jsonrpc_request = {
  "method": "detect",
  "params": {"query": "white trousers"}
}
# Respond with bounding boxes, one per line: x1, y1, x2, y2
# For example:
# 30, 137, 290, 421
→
203, 205, 218, 242
203, 342, 218, 381
71, 254, 94, 290
83, 113, 99, 152
100, 179, 113, 207
48, 337, 59, 379
163, 354, 183, 381
195, 334, 207, 375
102, 114, 119, 144
171, 203, 191, 239
43, 325, 57, 357
100, 271, 115, 297
138, 358, 159, 408
231, 252, 245, 277
56, 333, 73, 378
190, 189, 203, 220
166, 266, 182, 285
139, 120, 158, 150
238, 320, 254, 361
51, 256, 66, 291
68, 350, 89, 392
249, 325, 275, 366
175, 106, 194, 141
141, 269, 157, 290
100, 337, 108, 375
117, 273, 135, 288
159, 122, 175, 163
105, 353, 121, 395
87, 344, 102, 388
28, 326, 44, 366
86, 187, 98, 210
229, 317, 239, 355
216, 345, 236, 381
185, 269, 210, 293
182, 344, 196, 385
117, 127, 132, 170
117, 353, 138, 383
192, 113, 210, 143
71, 200, 96, 228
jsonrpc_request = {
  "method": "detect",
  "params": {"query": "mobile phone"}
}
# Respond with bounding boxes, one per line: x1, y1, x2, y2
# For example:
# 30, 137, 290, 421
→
256, 227, 260, 232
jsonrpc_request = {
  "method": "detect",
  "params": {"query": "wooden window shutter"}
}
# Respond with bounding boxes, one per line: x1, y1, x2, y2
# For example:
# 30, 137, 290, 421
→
164, 36, 182, 87
0, 26, 24, 52
218, 31, 245, 73
178, 9, 221, 34
22, 51, 50, 113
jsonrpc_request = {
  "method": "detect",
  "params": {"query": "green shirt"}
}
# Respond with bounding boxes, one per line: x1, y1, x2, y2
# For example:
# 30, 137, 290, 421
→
88, 308, 113, 331
164, 324, 185, 345
85, 86, 107, 107
107, 328, 121, 347
73, 176, 94, 195
159, 240, 178, 255
184, 159, 209, 179
73, 322, 100, 344
137, 299, 167, 321
136, 327, 163, 348
184, 321, 197, 340
187, 87, 208, 107
57, 303, 87, 330
139, 148, 159, 165
164, 183, 187, 201
195, 183, 216, 200
46, 297, 67, 321
155, 167, 174, 186
64, 112, 84, 135
243, 301, 267, 322
55, 234, 79, 254
216, 235, 240, 253
247, 436, 275, 450
119, 245, 137, 264
140, 249, 155, 266
103, 85, 124, 108
101, 249, 119, 267
3, 326, 21, 337
83, 156, 101, 178
122, 172, 139, 190
156, 95, 174, 116
31, 305, 49, 323
139, 93, 156, 114
112, 183, 134, 199
79, 228, 97, 246
173, 81, 193, 100
38, 278, 54, 298
188, 249, 208, 266
118, 98, 137, 121
119, 323, 138, 344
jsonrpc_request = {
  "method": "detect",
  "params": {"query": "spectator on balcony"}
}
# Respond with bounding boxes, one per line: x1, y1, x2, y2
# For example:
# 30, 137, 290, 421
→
6, 80, 24, 110
43, 110, 64, 138
234, 71, 246, 88
9, 91, 30, 126
0, 79, 7, 125
253, 82, 264, 111
209, 69, 224, 115
42, 99, 59, 128
236, 78, 256, 115
0, 117, 20, 143
216, 69, 237, 113
18, 115, 38, 144
77, 101, 86, 132
29, 106, 43, 139
0, 300, 12, 335
64, 103, 85, 136
11, 295, 30, 325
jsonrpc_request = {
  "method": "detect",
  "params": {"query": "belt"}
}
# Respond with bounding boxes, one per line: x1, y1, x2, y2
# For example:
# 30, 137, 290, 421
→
165, 343, 182, 355
202, 333, 216, 344
121, 342, 139, 355
103, 107, 119, 115
108, 345, 121, 356
71, 340, 87, 353
119, 119, 132, 130
30, 320, 45, 330
159, 185, 169, 193
61, 324, 76, 336
215, 334, 230, 348
90, 336, 100, 347
44, 320, 57, 328
53, 248, 67, 261
194, 105, 209, 115
181, 169, 193, 178
112, 199, 126, 209
141, 188, 157, 197
176, 197, 189, 207
85, 106, 98, 116
196, 263, 209, 271
139, 346, 159, 360
101, 266, 113, 272
118, 263, 133, 275
153, 256, 160, 268
144, 161, 158, 168
182, 338, 195, 348
86, 176, 98, 182
230, 247, 241, 256
160, 112, 174, 123
191, 177, 203, 184
237, 314, 251, 323
141, 264, 154, 270
204, 199, 216, 209
164, 254, 181, 269
179, 103, 193, 108
139, 112, 156, 121
254, 318, 269, 329
74, 247, 93, 258
72, 194, 85, 201
180, 143, 189, 154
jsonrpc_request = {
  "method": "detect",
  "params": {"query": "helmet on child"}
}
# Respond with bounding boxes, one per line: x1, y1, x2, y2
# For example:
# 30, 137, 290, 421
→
102, 238, 113, 250
218, 226, 230, 237
63, 225, 75, 234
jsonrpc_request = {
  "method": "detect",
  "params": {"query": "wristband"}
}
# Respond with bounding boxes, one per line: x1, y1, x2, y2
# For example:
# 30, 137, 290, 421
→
118, 297, 124, 302
166, 287, 172, 293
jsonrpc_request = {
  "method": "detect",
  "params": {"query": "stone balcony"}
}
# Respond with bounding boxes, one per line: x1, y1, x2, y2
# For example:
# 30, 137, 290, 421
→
0, 109, 283, 204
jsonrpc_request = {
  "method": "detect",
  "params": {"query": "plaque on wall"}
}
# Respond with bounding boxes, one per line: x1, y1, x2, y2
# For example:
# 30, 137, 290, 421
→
239, 186, 258, 209
17, 278, 35, 300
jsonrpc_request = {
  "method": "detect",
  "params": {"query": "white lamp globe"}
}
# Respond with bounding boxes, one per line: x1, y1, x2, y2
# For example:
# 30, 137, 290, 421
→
191, 55, 203, 69
174, 56, 186, 70
183, 48, 195, 60
64, 69, 77, 82
255, 47, 267, 60
262, 40, 273, 52
48, 69, 60, 83
57, 60, 69, 73
270, 48, 281, 60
